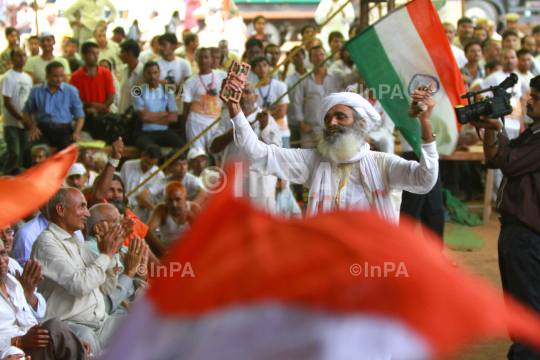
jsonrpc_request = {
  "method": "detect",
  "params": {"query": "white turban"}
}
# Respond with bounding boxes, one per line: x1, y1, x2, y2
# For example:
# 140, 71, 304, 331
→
317, 92, 381, 133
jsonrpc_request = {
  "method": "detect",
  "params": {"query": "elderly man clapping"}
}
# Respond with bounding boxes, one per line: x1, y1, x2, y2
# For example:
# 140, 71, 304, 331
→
31, 187, 133, 355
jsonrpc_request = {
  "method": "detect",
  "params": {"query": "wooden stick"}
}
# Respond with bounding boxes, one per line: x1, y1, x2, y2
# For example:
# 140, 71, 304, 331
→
255, 0, 353, 87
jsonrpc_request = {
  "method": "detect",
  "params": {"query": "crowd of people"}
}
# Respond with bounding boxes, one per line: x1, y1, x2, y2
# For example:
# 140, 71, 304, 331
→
0, 0, 539, 358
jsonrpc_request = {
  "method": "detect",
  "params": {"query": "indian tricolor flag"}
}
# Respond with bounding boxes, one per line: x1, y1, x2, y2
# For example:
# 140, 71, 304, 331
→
347, 0, 466, 156
102, 168, 540, 360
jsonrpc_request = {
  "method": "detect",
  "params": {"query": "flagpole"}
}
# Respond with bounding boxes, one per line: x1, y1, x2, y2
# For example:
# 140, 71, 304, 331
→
255, 0, 353, 87
125, 44, 349, 198
34, 2, 39, 35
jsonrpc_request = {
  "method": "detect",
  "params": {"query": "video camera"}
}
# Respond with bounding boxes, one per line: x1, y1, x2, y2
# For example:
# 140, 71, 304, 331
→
454, 73, 518, 125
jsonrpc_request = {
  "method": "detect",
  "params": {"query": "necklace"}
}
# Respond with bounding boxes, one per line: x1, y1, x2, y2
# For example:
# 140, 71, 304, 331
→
199, 70, 215, 96
258, 80, 273, 108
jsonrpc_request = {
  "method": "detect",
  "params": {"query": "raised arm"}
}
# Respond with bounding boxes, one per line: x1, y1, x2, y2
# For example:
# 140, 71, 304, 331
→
89, 137, 123, 207
387, 90, 438, 194
223, 76, 317, 185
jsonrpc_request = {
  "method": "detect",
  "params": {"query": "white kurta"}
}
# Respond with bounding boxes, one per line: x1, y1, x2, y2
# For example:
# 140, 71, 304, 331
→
230, 111, 439, 217
0, 274, 38, 350
31, 222, 117, 323
211, 108, 282, 213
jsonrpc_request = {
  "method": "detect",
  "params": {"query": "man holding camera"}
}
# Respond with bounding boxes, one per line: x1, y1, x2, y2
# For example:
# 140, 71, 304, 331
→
470, 75, 540, 360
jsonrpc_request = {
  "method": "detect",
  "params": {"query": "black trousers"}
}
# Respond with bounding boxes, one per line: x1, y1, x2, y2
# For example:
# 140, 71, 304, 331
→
24, 125, 73, 168
499, 214, 540, 360
134, 130, 185, 152
399, 151, 445, 239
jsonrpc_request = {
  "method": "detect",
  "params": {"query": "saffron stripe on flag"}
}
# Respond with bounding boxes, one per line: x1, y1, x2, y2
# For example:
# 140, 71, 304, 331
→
406, 0, 466, 112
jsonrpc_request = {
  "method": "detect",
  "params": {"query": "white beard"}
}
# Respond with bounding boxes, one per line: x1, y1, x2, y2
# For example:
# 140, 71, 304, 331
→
317, 126, 368, 163
317, 122, 368, 180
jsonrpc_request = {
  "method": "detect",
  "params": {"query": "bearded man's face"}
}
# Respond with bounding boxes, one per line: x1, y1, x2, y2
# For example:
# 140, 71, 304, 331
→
317, 105, 369, 163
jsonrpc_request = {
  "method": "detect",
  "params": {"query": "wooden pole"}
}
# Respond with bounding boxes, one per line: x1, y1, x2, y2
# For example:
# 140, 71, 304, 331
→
255, 0, 353, 87
34, 2, 39, 35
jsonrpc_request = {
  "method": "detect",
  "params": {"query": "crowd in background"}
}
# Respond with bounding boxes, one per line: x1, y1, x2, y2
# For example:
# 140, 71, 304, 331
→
0, 0, 539, 357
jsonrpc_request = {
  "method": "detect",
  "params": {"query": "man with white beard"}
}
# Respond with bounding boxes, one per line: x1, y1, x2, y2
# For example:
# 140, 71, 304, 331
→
222, 74, 439, 223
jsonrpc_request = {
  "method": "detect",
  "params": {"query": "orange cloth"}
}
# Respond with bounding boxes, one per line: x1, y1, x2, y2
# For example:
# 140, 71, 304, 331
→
84, 195, 149, 245
123, 209, 148, 247
147, 165, 540, 358
0, 145, 77, 228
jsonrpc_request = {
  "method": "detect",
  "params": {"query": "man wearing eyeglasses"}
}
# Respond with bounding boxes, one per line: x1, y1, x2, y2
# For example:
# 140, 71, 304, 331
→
78, 148, 98, 186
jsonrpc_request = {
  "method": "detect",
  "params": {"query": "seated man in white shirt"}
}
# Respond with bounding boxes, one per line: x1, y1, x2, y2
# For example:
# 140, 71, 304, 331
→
1, 225, 46, 320
120, 145, 164, 223
31, 187, 130, 355
11, 204, 84, 267
85, 203, 149, 315
136, 152, 207, 211
0, 240, 91, 359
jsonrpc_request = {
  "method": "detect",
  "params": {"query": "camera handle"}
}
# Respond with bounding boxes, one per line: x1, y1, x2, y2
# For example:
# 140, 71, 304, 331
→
475, 116, 504, 147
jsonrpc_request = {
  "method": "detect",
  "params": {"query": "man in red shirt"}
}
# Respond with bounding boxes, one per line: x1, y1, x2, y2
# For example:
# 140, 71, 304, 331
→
70, 41, 115, 115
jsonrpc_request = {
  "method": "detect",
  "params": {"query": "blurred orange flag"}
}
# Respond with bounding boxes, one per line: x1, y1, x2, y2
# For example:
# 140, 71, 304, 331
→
103, 166, 540, 360
0, 145, 78, 228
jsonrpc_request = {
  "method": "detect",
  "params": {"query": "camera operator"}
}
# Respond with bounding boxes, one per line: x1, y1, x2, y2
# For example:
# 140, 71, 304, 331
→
470, 75, 540, 360
472, 48, 525, 201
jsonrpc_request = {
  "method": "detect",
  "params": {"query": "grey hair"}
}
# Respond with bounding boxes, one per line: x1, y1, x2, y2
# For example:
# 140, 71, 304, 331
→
94, 26, 107, 35
31, 144, 50, 157
86, 203, 115, 236
46, 187, 72, 219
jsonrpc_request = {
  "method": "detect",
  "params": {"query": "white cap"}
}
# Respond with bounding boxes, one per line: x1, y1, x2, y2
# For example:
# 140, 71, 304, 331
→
67, 163, 87, 177
39, 30, 54, 39
187, 147, 206, 161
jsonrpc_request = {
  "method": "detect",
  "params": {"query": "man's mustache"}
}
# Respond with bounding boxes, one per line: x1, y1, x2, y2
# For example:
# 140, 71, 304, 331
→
325, 125, 349, 136
527, 105, 534, 112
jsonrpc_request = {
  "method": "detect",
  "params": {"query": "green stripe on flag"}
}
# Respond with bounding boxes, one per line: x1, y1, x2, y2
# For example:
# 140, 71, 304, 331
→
347, 28, 422, 157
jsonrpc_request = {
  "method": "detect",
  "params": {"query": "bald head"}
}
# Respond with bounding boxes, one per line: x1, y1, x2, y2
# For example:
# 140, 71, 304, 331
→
86, 203, 120, 237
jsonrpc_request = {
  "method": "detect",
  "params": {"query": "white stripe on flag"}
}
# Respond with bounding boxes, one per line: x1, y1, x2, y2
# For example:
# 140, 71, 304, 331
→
103, 298, 431, 360
375, 8, 458, 155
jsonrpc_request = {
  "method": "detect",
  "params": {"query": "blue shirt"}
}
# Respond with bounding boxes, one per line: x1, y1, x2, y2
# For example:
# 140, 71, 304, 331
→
22, 82, 85, 124
12, 213, 84, 267
132, 84, 178, 132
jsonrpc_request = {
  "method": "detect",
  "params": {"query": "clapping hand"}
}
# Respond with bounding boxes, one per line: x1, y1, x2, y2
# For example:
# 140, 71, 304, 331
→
96, 222, 126, 259
123, 236, 144, 278
15, 260, 43, 298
